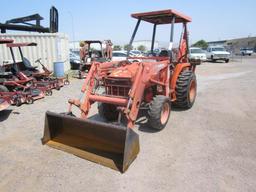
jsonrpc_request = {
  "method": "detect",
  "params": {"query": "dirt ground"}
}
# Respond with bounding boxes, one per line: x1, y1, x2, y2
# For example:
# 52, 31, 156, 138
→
1, 56, 256, 192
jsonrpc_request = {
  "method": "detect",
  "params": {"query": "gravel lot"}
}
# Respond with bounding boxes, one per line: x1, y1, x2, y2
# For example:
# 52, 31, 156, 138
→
1, 56, 256, 192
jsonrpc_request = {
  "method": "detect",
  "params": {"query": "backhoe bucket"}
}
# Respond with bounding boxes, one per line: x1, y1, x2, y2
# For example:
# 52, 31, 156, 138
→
42, 111, 139, 172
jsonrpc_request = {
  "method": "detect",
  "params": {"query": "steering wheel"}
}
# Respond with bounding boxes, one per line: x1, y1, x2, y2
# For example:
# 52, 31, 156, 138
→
35, 58, 42, 63
174, 54, 187, 65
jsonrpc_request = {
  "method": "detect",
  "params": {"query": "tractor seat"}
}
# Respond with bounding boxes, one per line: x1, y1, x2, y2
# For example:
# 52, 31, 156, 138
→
23, 57, 38, 71
159, 50, 170, 57
0, 66, 13, 77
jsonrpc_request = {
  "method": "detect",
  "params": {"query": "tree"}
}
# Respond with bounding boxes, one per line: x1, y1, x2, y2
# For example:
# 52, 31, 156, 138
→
113, 45, 122, 51
192, 40, 208, 49
137, 45, 146, 52
124, 44, 133, 51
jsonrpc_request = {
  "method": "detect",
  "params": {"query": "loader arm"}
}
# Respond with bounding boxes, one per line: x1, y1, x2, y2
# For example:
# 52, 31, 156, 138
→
125, 63, 145, 128
69, 61, 121, 118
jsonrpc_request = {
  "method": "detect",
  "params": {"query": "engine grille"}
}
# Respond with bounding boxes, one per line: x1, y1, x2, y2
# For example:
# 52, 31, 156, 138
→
104, 78, 131, 97
215, 54, 228, 58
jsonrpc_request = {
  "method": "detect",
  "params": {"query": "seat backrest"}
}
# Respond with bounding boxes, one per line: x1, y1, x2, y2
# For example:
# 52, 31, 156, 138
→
23, 57, 33, 68
159, 50, 170, 57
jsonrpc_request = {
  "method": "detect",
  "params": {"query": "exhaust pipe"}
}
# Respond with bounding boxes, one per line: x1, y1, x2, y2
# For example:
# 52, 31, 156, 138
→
42, 111, 139, 172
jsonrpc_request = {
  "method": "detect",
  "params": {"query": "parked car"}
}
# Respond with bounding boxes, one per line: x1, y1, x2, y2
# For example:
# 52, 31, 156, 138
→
206, 46, 230, 63
189, 47, 207, 61
112, 51, 141, 62
112, 51, 128, 61
130, 50, 143, 57
240, 48, 253, 56
70, 52, 81, 70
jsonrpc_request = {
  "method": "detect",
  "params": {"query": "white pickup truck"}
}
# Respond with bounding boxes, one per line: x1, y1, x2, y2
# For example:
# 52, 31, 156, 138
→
240, 48, 253, 56
206, 46, 230, 63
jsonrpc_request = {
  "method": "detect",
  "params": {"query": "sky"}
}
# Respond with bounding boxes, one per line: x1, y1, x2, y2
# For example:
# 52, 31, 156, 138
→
1, 0, 256, 45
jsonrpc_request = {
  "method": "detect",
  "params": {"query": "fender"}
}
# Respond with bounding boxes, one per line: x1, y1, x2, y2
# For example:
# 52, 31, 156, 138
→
170, 63, 191, 91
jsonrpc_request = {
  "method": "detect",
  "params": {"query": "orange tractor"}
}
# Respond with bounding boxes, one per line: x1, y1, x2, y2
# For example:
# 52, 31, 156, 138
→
42, 9, 197, 172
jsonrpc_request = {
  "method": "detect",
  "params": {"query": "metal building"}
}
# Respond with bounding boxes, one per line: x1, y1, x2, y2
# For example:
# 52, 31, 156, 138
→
0, 33, 70, 72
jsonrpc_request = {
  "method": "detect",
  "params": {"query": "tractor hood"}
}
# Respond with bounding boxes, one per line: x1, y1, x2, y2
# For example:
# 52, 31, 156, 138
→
108, 63, 140, 80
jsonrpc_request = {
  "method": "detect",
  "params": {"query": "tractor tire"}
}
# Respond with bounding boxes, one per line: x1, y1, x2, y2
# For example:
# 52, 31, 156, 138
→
45, 89, 53, 96
98, 102, 119, 121
0, 85, 9, 92
174, 70, 197, 109
14, 97, 22, 107
26, 96, 34, 105
148, 95, 171, 130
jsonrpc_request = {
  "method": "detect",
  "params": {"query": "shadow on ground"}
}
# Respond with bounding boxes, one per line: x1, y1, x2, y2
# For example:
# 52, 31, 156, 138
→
0, 109, 12, 122
88, 107, 188, 133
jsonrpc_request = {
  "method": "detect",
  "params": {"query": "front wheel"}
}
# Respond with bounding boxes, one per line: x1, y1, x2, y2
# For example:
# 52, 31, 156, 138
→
26, 96, 34, 104
45, 89, 53, 96
148, 95, 171, 130
14, 97, 22, 107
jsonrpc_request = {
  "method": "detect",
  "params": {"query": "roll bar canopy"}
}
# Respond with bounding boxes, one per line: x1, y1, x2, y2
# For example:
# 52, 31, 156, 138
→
0, 39, 14, 44
6, 42, 37, 47
131, 9, 192, 24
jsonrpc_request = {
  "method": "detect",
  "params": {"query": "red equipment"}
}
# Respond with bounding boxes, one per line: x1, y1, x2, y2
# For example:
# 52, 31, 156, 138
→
5, 42, 69, 91
42, 9, 197, 172
0, 39, 13, 111
33, 58, 70, 87
76, 40, 106, 79
0, 41, 46, 106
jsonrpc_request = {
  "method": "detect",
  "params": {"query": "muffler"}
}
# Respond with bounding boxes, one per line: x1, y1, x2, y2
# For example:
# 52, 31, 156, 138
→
42, 111, 139, 172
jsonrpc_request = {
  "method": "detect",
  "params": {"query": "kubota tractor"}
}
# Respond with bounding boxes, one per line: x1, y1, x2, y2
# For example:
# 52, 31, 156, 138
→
42, 9, 198, 172
75, 40, 106, 79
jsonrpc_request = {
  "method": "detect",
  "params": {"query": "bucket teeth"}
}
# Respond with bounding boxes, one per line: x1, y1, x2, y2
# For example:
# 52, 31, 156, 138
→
42, 111, 140, 172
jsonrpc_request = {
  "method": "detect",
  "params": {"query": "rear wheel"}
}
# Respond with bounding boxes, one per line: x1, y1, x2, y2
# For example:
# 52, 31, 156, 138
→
0, 85, 9, 92
98, 103, 119, 121
148, 95, 171, 130
174, 70, 197, 109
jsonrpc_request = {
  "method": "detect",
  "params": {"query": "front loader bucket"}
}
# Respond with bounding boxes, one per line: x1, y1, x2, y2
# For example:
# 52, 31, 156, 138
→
42, 111, 139, 172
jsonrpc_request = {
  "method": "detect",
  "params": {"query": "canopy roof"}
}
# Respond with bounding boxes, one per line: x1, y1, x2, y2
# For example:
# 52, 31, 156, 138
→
131, 9, 191, 24
6, 42, 37, 47
83, 40, 102, 44
0, 39, 14, 44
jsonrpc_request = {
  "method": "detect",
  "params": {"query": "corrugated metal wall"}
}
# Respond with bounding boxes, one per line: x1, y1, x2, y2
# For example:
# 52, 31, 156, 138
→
0, 33, 70, 72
